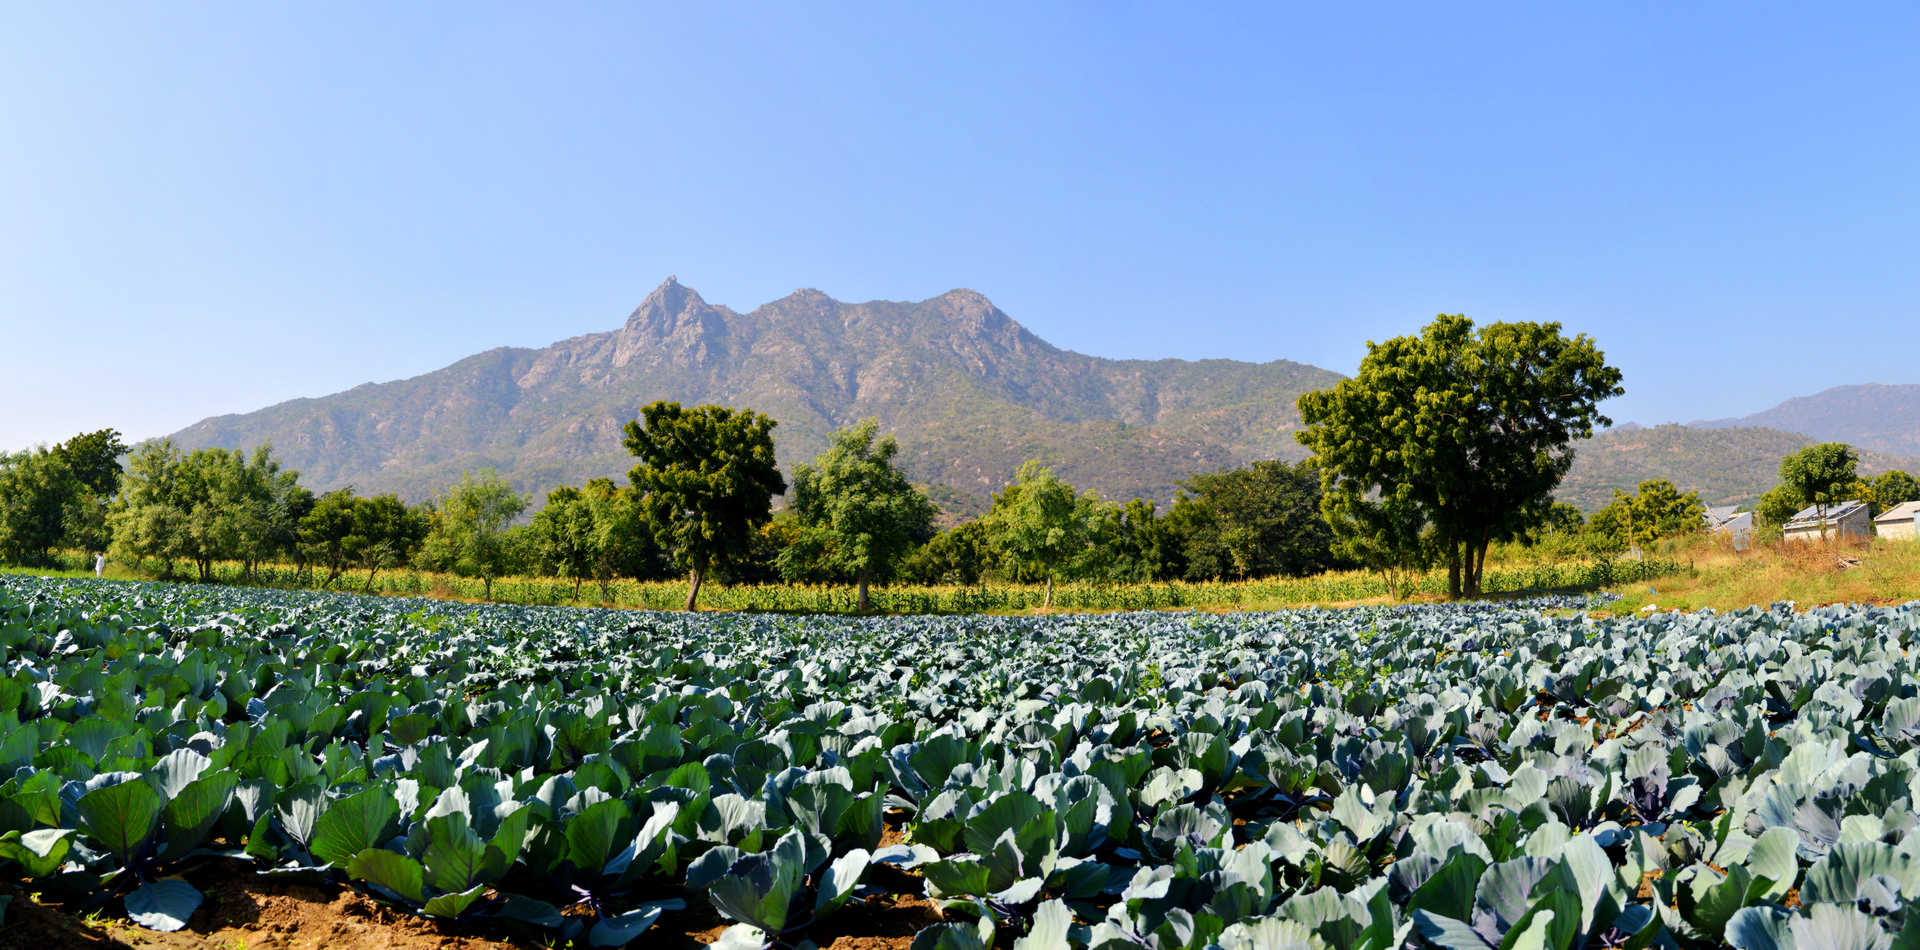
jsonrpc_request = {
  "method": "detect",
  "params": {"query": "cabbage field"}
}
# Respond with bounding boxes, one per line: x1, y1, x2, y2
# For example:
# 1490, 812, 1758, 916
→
0, 575, 1917, 949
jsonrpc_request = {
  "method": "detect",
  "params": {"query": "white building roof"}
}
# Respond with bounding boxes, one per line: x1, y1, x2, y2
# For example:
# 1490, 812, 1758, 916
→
1876, 500, 1920, 525
1784, 499, 1869, 531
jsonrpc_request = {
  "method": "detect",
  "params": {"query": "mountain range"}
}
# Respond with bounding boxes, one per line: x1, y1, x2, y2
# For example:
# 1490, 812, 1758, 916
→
169, 279, 1340, 512
166, 278, 1920, 516
1691, 384, 1920, 457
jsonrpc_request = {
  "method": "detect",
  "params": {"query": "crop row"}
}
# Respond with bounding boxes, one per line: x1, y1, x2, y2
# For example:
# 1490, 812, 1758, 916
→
83, 554, 1681, 612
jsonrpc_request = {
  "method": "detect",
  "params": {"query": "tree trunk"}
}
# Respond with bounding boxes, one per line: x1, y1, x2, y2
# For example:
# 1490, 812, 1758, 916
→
1470, 536, 1491, 597
857, 566, 872, 613
685, 566, 704, 612
1044, 574, 1054, 609
483, 576, 493, 600
573, 577, 583, 602
365, 566, 378, 592
1446, 542, 1462, 599
1478, 541, 1487, 595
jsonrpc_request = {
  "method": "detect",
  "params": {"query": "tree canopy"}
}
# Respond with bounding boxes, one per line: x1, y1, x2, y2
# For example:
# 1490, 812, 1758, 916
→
780, 420, 936, 611
1588, 478, 1705, 550
1298, 314, 1623, 597
107, 442, 308, 582
1777, 442, 1859, 537
1862, 469, 1920, 515
0, 448, 83, 568
981, 461, 1097, 607
1165, 460, 1334, 582
623, 402, 785, 610
418, 470, 526, 599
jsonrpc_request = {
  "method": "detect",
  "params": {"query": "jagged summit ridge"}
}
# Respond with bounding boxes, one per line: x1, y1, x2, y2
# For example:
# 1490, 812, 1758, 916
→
166, 278, 1342, 509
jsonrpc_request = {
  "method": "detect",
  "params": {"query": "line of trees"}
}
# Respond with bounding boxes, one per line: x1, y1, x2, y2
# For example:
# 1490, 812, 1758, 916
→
2, 315, 1667, 605
0, 412, 1349, 610
0, 316, 1626, 606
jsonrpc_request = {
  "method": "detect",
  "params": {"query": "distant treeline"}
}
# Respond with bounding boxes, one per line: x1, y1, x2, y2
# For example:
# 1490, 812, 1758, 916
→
9, 315, 1914, 608
0, 422, 1354, 609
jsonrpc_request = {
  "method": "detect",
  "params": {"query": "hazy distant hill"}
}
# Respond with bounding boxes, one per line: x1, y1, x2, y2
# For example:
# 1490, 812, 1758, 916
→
1558, 424, 1920, 512
1693, 384, 1920, 457
166, 278, 1920, 518
168, 279, 1342, 510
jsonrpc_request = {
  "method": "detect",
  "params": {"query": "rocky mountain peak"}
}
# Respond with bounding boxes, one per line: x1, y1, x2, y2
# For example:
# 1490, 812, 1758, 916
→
623, 276, 717, 335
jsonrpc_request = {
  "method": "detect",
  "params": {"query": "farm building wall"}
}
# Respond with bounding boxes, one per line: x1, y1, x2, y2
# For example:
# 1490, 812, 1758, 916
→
1783, 507, 1873, 544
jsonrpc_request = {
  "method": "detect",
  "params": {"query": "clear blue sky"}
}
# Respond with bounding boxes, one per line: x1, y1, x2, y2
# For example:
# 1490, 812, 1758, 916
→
4, 3, 1917, 452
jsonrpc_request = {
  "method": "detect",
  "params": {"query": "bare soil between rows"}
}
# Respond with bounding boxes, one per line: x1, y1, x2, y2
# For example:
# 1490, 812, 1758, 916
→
0, 860, 946, 950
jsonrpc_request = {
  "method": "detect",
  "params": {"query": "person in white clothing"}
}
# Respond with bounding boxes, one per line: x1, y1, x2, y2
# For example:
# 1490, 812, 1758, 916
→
94, 553, 105, 577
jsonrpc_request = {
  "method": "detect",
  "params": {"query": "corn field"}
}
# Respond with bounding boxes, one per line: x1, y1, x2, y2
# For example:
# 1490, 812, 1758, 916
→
86, 554, 1684, 613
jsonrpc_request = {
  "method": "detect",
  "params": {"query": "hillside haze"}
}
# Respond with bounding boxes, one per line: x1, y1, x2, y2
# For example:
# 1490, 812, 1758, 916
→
168, 279, 1343, 509
1692, 384, 1920, 457
1557, 424, 1919, 512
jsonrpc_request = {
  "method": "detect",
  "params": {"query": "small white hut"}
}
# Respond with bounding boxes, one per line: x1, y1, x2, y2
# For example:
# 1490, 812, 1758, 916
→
1875, 500, 1920, 541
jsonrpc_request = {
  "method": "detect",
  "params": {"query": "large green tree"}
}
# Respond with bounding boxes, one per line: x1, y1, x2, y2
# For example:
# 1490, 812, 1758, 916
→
1298, 314, 1623, 598
530, 484, 600, 601
623, 402, 785, 611
582, 478, 669, 597
1085, 498, 1178, 583
1777, 442, 1859, 539
780, 420, 936, 611
301, 488, 362, 587
107, 441, 304, 582
418, 470, 527, 599
1863, 470, 1920, 515
0, 428, 131, 567
981, 461, 1098, 607
1165, 460, 1334, 581
51, 428, 128, 500
109, 441, 190, 577
901, 520, 991, 586
1754, 485, 1803, 533
354, 493, 427, 590
52, 428, 128, 556
0, 448, 83, 567
1587, 478, 1705, 550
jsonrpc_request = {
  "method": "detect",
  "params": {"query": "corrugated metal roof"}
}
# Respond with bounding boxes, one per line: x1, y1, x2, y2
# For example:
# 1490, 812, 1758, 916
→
1784, 499, 1869, 530
1876, 500, 1920, 524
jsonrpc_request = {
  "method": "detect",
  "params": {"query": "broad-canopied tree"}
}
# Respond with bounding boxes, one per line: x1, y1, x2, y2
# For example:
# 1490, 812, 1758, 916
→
779, 420, 935, 611
354, 492, 427, 590
0, 448, 83, 567
623, 402, 785, 611
1298, 315, 1623, 598
981, 461, 1098, 608
1165, 460, 1334, 581
418, 470, 527, 599
1777, 443, 1859, 539
1863, 470, 1918, 516
1588, 478, 1705, 550
109, 441, 304, 582
901, 520, 991, 586
531, 485, 599, 601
